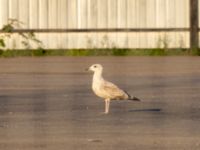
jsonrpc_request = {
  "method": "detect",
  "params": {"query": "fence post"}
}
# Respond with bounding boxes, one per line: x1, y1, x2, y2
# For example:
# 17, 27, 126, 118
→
190, 0, 199, 49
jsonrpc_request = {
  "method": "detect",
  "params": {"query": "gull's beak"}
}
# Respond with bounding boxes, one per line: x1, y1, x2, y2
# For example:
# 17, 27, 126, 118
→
85, 67, 90, 72
86, 67, 94, 72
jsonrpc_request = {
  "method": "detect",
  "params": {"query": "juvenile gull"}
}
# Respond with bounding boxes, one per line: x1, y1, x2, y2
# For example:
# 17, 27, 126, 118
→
87, 64, 140, 114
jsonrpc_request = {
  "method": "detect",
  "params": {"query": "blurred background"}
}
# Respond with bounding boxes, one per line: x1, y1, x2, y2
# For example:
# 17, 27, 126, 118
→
0, 0, 196, 50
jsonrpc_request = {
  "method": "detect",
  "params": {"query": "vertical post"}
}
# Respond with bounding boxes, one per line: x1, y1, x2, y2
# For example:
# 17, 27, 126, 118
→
190, 0, 199, 49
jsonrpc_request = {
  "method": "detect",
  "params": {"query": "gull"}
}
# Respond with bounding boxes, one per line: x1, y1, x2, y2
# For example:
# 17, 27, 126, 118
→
86, 64, 140, 114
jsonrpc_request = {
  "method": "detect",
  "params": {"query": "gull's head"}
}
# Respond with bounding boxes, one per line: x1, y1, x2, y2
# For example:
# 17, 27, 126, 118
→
87, 64, 103, 73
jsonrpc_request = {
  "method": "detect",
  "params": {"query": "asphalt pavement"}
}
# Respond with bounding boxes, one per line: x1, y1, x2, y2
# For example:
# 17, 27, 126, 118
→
0, 56, 200, 150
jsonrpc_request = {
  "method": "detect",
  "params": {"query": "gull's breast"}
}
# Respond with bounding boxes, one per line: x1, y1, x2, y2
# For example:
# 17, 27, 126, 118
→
92, 82, 108, 99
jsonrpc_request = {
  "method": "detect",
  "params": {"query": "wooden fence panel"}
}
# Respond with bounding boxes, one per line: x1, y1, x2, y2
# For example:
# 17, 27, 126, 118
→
0, 0, 8, 27
0, 0, 192, 49
117, 0, 128, 48
18, 0, 29, 28
9, 0, 18, 20
39, 0, 48, 28
29, 0, 39, 28
107, 0, 117, 48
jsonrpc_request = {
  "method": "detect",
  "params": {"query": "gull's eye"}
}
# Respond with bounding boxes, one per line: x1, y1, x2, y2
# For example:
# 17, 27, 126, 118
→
94, 65, 97, 68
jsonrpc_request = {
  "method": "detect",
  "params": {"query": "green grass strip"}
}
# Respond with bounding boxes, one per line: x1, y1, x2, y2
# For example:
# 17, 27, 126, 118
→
0, 48, 199, 57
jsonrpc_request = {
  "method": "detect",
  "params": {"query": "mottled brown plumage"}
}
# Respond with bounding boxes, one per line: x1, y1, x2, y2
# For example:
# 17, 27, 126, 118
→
87, 64, 140, 114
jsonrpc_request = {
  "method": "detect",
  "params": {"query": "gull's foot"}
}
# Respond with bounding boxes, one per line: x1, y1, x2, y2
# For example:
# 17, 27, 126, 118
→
98, 111, 109, 115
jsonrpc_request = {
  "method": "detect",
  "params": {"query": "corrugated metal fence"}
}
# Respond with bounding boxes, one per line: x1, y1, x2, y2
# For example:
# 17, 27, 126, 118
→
0, 0, 195, 49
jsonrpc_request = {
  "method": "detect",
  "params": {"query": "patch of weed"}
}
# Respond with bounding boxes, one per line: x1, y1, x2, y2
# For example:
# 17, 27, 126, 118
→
0, 49, 198, 57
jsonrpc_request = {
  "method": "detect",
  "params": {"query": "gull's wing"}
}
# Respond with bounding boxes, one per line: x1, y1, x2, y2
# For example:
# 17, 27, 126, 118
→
100, 80, 129, 100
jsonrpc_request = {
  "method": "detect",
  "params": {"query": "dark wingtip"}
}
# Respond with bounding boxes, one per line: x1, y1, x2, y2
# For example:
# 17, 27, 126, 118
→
130, 97, 141, 101
124, 90, 141, 102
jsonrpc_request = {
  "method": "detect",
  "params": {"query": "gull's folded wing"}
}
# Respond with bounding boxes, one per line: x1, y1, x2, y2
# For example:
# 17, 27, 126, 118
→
101, 81, 128, 99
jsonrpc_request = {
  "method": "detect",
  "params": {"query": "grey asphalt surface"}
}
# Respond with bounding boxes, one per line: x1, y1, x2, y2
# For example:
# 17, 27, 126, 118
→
0, 56, 200, 150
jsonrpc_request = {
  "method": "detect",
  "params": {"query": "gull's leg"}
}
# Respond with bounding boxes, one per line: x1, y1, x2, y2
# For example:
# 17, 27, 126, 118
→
105, 99, 110, 114
104, 99, 107, 114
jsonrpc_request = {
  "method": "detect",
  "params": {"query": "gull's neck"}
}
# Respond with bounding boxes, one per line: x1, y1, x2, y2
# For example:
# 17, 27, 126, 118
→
93, 70, 104, 83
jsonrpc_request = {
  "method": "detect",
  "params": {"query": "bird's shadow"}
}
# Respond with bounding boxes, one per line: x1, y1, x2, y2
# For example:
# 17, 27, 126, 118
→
128, 108, 162, 112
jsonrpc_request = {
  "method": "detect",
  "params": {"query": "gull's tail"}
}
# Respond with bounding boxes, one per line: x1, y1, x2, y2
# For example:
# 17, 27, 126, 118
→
124, 90, 141, 101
